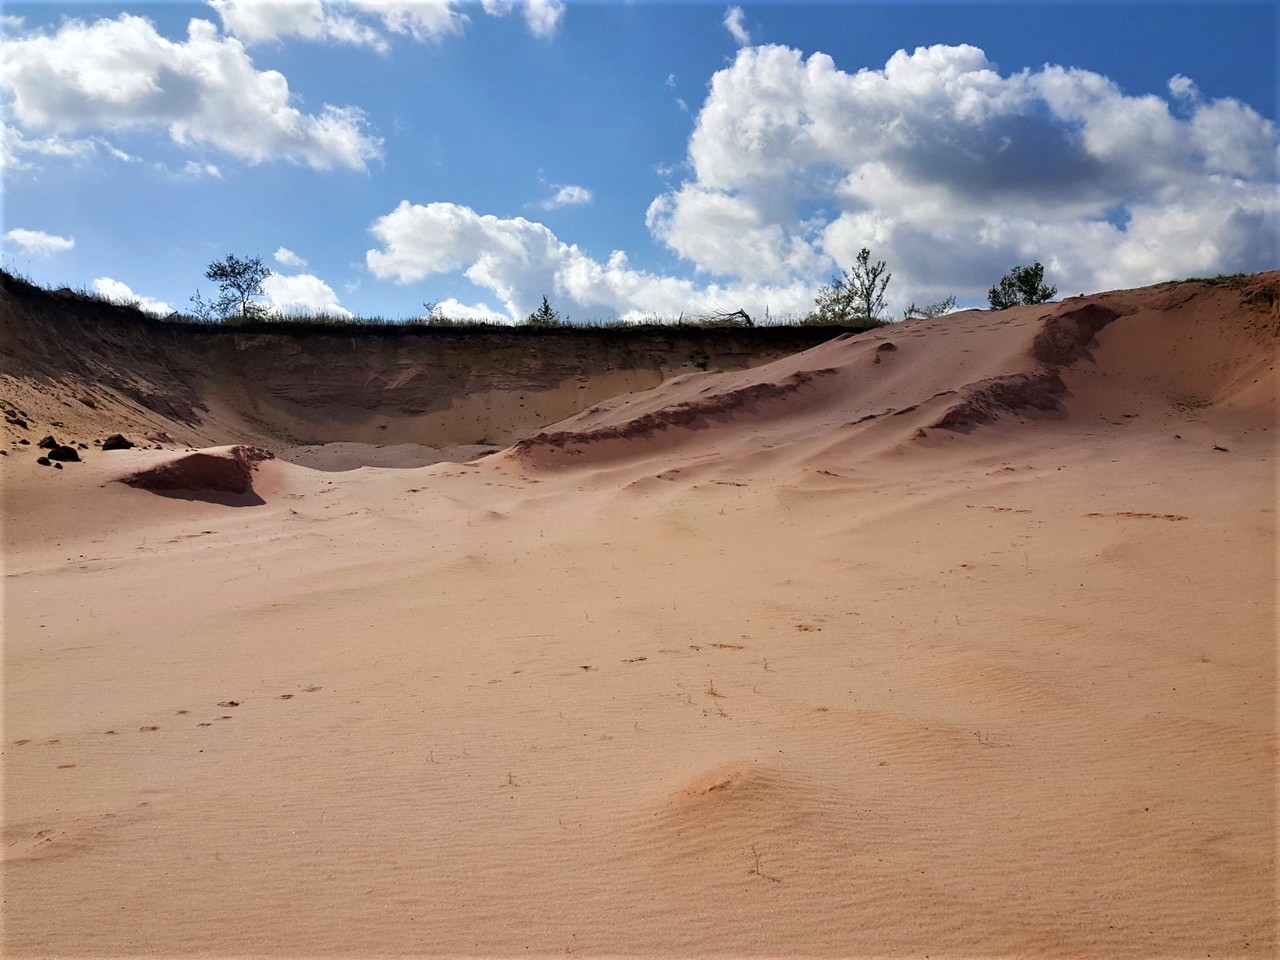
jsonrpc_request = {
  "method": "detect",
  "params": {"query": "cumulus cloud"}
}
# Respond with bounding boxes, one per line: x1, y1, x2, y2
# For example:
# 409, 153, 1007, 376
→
723, 6, 750, 46
537, 184, 593, 210
648, 43, 1276, 309
92, 276, 174, 315
0, 13, 382, 171
4, 227, 75, 256
274, 246, 308, 268
262, 272, 352, 317
366, 200, 816, 321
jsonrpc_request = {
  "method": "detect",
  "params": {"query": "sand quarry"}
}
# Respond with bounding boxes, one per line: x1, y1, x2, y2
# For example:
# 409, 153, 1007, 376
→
2, 272, 1276, 958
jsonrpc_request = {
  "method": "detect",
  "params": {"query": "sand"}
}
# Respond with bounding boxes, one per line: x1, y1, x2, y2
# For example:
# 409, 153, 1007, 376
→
2, 273, 1276, 958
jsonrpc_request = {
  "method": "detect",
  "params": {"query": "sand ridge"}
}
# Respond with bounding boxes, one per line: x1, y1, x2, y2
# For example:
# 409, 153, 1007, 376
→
2, 272, 1276, 958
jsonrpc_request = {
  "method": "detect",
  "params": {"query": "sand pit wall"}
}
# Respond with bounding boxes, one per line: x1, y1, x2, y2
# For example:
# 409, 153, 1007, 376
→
0, 274, 852, 450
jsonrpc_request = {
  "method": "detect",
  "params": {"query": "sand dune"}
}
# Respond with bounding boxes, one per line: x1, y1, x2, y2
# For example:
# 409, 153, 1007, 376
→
2, 272, 1276, 958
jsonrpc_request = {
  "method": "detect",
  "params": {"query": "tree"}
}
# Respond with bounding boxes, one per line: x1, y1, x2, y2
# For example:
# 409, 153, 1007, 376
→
525, 295, 563, 327
903, 294, 957, 320
196, 254, 271, 322
988, 262, 1057, 310
805, 247, 891, 325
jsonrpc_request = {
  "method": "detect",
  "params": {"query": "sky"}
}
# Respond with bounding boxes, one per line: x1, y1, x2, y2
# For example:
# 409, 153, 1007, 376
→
1, 1, 1276, 322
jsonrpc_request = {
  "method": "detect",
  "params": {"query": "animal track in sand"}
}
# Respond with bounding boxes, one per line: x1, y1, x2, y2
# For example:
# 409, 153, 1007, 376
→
1084, 511, 1188, 521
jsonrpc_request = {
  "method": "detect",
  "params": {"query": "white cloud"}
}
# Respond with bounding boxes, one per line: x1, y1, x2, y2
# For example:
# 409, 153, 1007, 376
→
647, 43, 1276, 311
646, 185, 825, 282
4, 227, 75, 256
522, 0, 565, 37
537, 184, 593, 210
348, 0, 468, 42
481, 0, 564, 37
262, 271, 352, 316
92, 276, 174, 316
274, 246, 308, 268
723, 6, 750, 46
207, 0, 388, 49
211, 0, 563, 48
180, 160, 222, 179
366, 200, 816, 322
0, 14, 382, 171
428, 297, 504, 321
2, 15, 25, 34
0, 121, 135, 171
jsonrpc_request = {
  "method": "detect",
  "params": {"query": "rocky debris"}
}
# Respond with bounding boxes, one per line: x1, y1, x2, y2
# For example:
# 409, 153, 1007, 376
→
102, 434, 134, 451
36, 456, 51, 466
46, 445, 81, 462
37, 435, 59, 449
6, 416, 28, 429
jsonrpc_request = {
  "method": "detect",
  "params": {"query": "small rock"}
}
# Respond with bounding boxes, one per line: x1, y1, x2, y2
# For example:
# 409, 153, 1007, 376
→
53, 462, 62, 469
17, 438, 29, 446
77, 442, 88, 449
1212, 444, 1229, 453
0, 450, 7, 456
102, 434, 134, 451
46, 445, 80, 462
6, 417, 28, 429
876, 341, 898, 352
37, 435, 59, 449
36, 456, 51, 466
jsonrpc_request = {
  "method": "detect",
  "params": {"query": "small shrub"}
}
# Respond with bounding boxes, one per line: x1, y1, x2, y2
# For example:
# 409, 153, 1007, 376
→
989, 262, 1057, 310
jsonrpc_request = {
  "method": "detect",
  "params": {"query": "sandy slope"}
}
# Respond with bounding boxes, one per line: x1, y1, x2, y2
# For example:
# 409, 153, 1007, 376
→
2, 274, 1277, 958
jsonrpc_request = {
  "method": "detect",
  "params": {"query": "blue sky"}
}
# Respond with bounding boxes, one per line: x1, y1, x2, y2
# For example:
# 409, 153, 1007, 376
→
2, 1, 1276, 321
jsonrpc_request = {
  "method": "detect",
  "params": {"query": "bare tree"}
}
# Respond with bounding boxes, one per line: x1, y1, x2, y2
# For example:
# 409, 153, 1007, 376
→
806, 247, 891, 325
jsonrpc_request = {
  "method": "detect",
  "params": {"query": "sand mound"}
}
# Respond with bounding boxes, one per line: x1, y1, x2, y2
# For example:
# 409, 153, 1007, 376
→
501, 274, 1278, 471
118, 445, 274, 498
